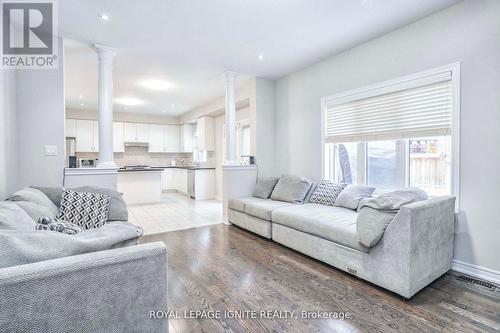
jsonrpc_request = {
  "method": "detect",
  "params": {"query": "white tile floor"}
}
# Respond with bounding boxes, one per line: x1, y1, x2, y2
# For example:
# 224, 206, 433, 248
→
128, 192, 223, 235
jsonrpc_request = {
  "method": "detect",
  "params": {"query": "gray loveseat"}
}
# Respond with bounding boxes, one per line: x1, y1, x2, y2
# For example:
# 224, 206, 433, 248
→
228, 178, 456, 299
0, 186, 168, 333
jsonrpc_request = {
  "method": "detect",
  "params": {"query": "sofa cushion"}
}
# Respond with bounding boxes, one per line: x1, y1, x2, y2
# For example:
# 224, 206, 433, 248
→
12, 201, 56, 221
228, 197, 267, 213
0, 202, 37, 231
309, 181, 347, 206
334, 185, 375, 210
8, 188, 59, 217
270, 175, 312, 204
244, 200, 296, 221
253, 177, 279, 199
271, 203, 369, 252
57, 189, 111, 229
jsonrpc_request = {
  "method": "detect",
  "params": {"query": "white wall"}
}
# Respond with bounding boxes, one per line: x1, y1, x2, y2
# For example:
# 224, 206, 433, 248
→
15, 37, 66, 188
0, 69, 18, 199
274, 0, 500, 276
253, 78, 276, 177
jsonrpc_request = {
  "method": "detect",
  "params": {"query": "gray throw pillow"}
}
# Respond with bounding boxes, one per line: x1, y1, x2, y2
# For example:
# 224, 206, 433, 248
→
334, 185, 376, 210
309, 181, 347, 206
73, 186, 128, 222
57, 189, 111, 229
270, 175, 312, 204
31, 186, 63, 207
253, 177, 279, 199
8, 188, 59, 217
12, 201, 57, 221
0, 201, 37, 230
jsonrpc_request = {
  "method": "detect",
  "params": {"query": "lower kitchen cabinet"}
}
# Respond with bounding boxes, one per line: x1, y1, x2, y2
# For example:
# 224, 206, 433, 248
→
162, 168, 188, 195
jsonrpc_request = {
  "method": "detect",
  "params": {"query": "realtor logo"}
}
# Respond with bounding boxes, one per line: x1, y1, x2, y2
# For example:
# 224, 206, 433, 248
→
1, 0, 58, 69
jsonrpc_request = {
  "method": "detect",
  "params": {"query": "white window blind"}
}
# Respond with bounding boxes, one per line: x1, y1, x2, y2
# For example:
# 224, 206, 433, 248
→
324, 72, 453, 143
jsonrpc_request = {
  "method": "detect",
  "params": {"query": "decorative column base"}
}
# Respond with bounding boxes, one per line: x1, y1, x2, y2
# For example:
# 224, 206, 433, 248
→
222, 164, 258, 222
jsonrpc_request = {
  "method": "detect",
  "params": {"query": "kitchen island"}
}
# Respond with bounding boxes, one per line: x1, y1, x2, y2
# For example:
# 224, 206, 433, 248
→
117, 167, 163, 205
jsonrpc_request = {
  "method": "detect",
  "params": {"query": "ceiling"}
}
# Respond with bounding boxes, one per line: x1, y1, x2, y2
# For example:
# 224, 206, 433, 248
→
60, 0, 460, 116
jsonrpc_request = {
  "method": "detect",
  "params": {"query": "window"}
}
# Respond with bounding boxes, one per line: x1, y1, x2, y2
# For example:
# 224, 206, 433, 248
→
322, 64, 459, 201
240, 125, 251, 157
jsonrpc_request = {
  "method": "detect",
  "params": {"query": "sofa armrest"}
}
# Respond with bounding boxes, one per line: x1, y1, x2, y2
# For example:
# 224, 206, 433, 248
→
379, 196, 456, 297
0, 242, 168, 333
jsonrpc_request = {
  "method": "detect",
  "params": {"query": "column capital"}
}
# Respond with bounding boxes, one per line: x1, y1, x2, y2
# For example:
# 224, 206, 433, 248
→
94, 44, 117, 63
223, 71, 238, 81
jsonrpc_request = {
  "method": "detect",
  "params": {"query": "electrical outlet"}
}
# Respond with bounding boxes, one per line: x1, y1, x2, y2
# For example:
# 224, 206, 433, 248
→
44, 145, 57, 156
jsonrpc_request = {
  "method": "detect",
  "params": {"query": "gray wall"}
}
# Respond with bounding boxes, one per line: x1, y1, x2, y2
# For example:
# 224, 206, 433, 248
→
15, 37, 65, 189
0, 69, 18, 199
254, 78, 276, 178
275, 0, 500, 274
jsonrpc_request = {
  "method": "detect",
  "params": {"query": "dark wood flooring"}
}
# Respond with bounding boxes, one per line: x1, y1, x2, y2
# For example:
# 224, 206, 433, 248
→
140, 224, 500, 333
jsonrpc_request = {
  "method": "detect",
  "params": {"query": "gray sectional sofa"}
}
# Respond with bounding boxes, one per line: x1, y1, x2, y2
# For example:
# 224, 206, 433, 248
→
228, 177, 456, 298
0, 186, 168, 333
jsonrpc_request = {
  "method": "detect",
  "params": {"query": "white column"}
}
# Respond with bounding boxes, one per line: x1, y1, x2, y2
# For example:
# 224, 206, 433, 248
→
224, 72, 237, 165
94, 44, 117, 168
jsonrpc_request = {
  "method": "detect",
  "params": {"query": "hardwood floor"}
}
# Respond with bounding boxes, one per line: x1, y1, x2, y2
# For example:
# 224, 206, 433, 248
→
140, 224, 500, 333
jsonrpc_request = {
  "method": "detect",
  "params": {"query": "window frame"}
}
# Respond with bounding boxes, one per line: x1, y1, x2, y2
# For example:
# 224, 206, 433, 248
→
320, 63, 460, 211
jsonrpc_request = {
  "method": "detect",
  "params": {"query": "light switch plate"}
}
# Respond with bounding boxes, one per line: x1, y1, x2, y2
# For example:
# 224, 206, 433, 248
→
44, 145, 57, 156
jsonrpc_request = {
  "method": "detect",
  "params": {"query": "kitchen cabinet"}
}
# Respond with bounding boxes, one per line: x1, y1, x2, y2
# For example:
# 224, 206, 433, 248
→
149, 125, 180, 153
75, 119, 99, 152
196, 116, 215, 151
113, 122, 124, 153
65, 119, 77, 138
124, 122, 149, 142
148, 124, 166, 153
191, 169, 216, 200
165, 125, 180, 152
161, 168, 188, 194
179, 123, 194, 152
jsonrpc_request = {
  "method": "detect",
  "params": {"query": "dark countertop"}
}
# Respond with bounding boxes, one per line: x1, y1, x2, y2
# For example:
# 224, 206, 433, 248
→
154, 166, 216, 170
118, 167, 165, 173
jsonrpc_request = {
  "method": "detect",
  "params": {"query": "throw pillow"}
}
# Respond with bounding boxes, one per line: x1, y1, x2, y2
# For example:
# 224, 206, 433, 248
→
253, 177, 279, 199
57, 189, 111, 229
309, 181, 347, 206
334, 185, 376, 210
36, 217, 84, 235
270, 175, 312, 204
8, 188, 59, 217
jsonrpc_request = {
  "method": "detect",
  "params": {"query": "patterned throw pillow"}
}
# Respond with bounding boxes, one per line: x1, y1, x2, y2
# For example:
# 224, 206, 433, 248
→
309, 181, 347, 206
57, 189, 111, 229
36, 217, 84, 235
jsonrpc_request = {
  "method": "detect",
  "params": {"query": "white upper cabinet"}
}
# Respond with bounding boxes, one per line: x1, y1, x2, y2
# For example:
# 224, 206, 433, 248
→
179, 124, 194, 153
124, 122, 149, 142
113, 122, 125, 153
165, 125, 180, 153
65, 119, 77, 138
137, 123, 150, 142
75, 119, 98, 152
148, 124, 166, 153
196, 116, 215, 151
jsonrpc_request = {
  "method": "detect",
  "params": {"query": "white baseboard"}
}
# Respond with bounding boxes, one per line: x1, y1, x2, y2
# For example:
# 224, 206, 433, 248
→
452, 260, 500, 285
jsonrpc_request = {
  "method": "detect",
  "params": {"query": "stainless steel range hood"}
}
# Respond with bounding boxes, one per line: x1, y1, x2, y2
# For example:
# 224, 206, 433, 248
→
124, 142, 149, 147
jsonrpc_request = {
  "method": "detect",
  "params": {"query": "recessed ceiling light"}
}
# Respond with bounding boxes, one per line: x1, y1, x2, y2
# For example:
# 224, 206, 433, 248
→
79, 94, 83, 99
98, 13, 109, 20
162, 110, 166, 113
115, 97, 143, 106
258, 54, 264, 60
170, 103, 174, 108
124, 106, 128, 110
140, 79, 171, 91
80, 103, 84, 107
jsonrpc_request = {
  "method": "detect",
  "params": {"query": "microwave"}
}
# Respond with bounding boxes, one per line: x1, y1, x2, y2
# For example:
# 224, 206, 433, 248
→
79, 159, 97, 168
